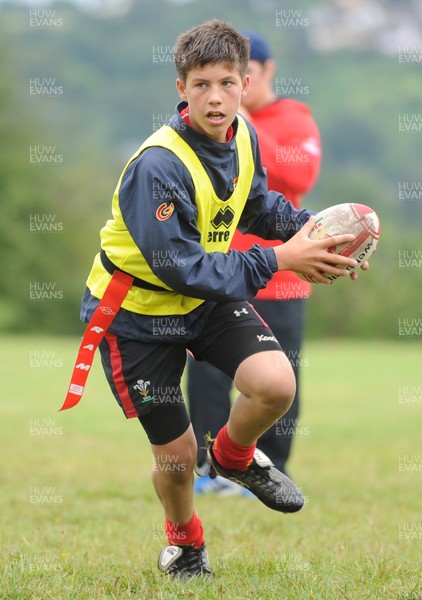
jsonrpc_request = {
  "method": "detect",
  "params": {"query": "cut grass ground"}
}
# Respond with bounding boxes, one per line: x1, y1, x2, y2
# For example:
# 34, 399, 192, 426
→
1, 336, 421, 599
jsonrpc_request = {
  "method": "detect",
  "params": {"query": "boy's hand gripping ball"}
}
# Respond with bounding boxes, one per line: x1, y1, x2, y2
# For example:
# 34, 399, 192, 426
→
298, 203, 380, 283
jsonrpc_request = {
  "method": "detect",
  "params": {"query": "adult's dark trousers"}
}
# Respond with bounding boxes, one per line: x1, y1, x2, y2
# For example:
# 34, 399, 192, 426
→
187, 298, 307, 474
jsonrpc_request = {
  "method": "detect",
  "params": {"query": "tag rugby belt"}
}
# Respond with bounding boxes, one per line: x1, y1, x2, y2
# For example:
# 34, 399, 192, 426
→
60, 251, 166, 412
99, 250, 167, 292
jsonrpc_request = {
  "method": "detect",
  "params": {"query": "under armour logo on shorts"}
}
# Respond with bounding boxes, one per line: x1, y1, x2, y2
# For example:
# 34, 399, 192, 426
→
234, 308, 249, 317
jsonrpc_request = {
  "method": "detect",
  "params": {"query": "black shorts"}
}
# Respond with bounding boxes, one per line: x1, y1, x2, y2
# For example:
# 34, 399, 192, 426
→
99, 301, 281, 445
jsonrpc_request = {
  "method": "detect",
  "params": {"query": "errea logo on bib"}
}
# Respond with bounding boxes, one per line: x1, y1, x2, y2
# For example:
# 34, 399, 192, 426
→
211, 206, 235, 229
208, 206, 235, 243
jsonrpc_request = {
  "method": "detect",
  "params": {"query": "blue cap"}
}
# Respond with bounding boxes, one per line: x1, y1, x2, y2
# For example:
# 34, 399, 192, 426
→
242, 30, 272, 62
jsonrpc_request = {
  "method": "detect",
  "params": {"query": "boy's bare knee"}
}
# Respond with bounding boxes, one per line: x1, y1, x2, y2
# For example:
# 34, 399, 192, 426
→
259, 373, 296, 416
152, 427, 197, 481
163, 448, 196, 472
235, 350, 296, 416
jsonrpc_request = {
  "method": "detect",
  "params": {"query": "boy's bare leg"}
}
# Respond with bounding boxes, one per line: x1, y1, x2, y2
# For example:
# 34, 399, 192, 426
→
207, 350, 303, 513
150, 350, 299, 521
153, 425, 211, 578
151, 424, 197, 524
229, 350, 296, 446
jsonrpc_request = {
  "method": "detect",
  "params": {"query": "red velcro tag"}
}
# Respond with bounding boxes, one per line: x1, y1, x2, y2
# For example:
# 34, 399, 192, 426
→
60, 270, 134, 411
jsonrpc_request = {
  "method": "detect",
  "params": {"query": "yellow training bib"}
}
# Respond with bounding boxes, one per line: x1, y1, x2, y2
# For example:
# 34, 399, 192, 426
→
86, 116, 255, 315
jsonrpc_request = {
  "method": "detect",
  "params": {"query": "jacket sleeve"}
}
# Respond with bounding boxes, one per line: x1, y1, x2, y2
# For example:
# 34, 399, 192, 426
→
118, 147, 278, 302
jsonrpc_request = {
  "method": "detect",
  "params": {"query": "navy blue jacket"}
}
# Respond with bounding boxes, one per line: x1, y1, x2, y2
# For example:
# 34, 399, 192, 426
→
81, 102, 311, 342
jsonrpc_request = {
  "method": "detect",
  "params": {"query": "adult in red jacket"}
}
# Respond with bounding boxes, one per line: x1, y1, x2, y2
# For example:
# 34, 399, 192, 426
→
187, 31, 321, 491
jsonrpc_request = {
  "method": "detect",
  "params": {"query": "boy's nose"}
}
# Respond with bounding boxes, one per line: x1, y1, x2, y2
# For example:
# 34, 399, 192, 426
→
208, 87, 223, 104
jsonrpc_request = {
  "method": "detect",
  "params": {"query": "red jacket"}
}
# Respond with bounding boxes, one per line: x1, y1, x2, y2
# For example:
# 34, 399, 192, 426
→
232, 98, 321, 299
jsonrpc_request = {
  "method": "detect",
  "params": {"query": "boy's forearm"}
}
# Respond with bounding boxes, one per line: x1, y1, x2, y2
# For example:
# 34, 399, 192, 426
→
148, 243, 276, 303
239, 194, 312, 242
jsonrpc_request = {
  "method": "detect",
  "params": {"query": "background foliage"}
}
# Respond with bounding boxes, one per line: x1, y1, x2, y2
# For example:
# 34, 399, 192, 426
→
1, 0, 421, 337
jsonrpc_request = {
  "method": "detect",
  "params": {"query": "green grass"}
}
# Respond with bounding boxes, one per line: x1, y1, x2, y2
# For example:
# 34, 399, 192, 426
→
1, 336, 421, 599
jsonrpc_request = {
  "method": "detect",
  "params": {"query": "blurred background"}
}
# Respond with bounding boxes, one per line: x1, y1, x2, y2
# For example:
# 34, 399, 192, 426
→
0, 0, 421, 338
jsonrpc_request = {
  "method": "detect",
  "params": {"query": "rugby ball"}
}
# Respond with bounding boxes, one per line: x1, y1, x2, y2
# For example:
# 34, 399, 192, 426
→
298, 203, 380, 283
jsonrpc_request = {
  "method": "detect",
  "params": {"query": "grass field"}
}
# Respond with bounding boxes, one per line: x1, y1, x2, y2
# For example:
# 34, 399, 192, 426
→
1, 336, 421, 599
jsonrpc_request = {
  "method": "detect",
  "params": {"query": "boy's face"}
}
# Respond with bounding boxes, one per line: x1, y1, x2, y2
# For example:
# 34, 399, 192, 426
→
176, 63, 249, 143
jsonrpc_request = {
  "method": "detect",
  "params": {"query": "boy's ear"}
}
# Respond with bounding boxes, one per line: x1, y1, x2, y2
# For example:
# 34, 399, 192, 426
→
241, 74, 250, 96
176, 78, 188, 101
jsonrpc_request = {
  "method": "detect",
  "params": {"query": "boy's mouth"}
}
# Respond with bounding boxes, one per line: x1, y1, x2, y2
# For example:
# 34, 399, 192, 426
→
206, 111, 225, 122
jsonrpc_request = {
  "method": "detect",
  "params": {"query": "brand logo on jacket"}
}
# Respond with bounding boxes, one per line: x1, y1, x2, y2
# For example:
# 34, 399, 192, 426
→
156, 202, 175, 221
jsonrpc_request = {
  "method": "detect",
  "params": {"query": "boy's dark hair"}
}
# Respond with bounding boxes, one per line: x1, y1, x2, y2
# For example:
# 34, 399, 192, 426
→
174, 20, 250, 82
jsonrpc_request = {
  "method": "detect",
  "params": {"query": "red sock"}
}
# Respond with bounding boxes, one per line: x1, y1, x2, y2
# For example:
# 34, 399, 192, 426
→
165, 511, 204, 549
213, 424, 256, 471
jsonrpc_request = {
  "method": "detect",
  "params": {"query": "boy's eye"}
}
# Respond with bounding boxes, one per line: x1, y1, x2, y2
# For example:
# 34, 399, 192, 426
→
222, 81, 233, 87
196, 82, 207, 88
